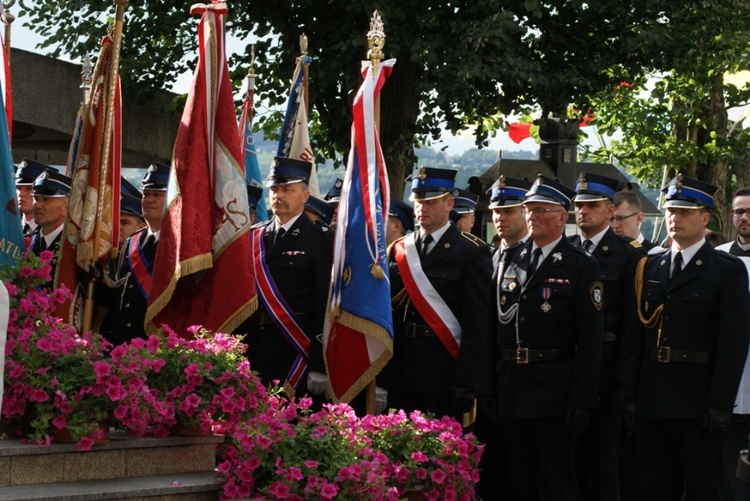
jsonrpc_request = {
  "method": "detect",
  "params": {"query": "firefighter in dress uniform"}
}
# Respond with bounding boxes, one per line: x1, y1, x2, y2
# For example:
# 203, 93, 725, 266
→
623, 174, 750, 501
491, 175, 603, 501
387, 166, 492, 421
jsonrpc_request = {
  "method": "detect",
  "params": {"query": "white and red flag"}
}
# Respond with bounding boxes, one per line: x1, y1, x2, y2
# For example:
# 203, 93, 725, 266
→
146, 1, 256, 336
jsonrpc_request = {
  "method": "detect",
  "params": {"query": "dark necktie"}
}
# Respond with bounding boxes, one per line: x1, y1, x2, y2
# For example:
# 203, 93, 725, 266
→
421, 234, 434, 258
529, 248, 542, 275
671, 251, 683, 283
274, 228, 286, 248
142, 234, 155, 253
39, 237, 47, 252
583, 239, 594, 253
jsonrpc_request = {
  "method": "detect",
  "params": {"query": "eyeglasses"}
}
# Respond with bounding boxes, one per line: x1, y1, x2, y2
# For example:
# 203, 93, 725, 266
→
732, 209, 750, 218
523, 207, 563, 216
608, 212, 641, 223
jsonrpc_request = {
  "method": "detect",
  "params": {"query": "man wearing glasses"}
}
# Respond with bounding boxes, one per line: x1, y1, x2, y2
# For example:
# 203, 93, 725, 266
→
611, 190, 657, 250
490, 175, 603, 500
715, 187, 750, 501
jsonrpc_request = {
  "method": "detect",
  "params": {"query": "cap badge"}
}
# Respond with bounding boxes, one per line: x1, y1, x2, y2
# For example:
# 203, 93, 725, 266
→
39, 170, 49, 181
452, 188, 459, 197
418, 166, 427, 180
675, 173, 683, 187
148, 164, 157, 173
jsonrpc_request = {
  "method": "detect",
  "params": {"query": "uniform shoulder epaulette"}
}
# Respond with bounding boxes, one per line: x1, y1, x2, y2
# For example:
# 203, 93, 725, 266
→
647, 246, 669, 256
715, 248, 742, 262
250, 220, 271, 231
460, 231, 484, 247
310, 220, 331, 233
629, 240, 642, 248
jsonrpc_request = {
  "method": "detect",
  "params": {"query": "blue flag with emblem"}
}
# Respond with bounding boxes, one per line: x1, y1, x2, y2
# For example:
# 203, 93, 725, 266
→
240, 87, 268, 222
323, 59, 396, 403
0, 89, 22, 267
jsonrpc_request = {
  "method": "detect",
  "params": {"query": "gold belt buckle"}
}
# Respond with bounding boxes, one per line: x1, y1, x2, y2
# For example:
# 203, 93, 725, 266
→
516, 347, 529, 365
657, 345, 671, 363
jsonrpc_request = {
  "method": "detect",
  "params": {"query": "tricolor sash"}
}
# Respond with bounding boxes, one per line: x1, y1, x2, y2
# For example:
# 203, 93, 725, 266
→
127, 233, 153, 298
251, 227, 310, 389
393, 237, 461, 361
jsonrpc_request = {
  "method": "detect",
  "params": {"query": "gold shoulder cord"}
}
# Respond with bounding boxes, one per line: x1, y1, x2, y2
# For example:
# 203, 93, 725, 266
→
635, 256, 664, 331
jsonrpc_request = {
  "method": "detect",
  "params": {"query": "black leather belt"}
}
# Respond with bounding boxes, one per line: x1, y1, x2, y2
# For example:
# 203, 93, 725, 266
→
646, 346, 711, 364
396, 321, 437, 338
253, 311, 312, 326
501, 347, 574, 364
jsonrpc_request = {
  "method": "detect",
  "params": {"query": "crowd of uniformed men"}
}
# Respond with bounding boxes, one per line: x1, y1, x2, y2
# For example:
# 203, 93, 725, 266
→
14, 154, 750, 501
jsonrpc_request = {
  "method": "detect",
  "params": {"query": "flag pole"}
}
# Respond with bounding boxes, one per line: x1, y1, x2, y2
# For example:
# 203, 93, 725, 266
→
82, 0, 127, 334
364, 10, 386, 415
299, 34, 309, 113
3, 1, 14, 61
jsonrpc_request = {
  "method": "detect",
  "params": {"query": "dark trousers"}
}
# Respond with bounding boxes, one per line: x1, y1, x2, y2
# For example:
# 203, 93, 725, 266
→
636, 417, 722, 501
474, 405, 506, 501
617, 429, 640, 501
499, 416, 577, 501
721, 413, 750, 501
575, 394, 620, 501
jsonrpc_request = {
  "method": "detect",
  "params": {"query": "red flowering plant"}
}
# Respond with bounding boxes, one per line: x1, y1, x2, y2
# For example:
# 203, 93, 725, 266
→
1, 251, 114, 451
361, 410, 484, 500
108, 325, 268, 437
218, 394, 483, 500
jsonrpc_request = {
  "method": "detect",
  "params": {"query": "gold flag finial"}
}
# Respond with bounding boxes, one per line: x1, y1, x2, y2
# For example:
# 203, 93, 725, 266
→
367, 10, 385, 71
80, 54, 93, 103
299, 33, 308, 56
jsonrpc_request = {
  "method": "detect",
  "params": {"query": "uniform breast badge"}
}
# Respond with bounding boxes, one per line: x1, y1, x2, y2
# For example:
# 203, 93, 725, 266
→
541, 287, 552, 312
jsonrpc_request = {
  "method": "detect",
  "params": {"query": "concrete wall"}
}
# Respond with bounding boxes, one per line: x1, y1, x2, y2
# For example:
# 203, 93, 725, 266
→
10, 48, 180, 168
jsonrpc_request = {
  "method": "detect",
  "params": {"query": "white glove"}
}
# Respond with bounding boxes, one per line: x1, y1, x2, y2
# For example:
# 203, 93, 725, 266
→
307, 371, 329, 395
375, 386, 388, 414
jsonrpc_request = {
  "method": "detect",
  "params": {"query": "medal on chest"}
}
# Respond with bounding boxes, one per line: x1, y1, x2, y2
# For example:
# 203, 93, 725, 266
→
541, 287, 552, 312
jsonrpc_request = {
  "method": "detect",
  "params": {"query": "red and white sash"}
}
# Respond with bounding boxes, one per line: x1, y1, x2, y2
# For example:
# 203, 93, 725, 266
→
393, 237, 461, 361
250, 227, 310, 389
128, 233, 153, 298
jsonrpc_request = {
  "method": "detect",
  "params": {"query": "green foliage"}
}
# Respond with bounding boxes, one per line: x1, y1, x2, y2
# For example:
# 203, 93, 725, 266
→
18, 0, 750, 202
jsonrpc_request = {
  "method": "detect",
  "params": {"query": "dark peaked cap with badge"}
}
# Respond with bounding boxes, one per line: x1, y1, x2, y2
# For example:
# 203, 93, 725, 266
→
16, 158, 50, 186
32, 169, 72, 197
524, 174, 576, 210
487, 175, 533, 209
389, 197, 414, 232
324, 178, 343, 204
452, 188, 479, 214
120, 177, 143, 219
246, 184, 264, 212
305, 195, 335, 225
662, 173, 717, 209
407, 166, 457, 201
266, 156, 312, 187
572, 172, 619, 202
141, 162, 170, 191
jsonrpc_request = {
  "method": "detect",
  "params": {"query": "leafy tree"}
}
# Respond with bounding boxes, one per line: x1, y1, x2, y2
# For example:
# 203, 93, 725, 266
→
19, 0, 749, 212
584, 1, 750, 231
17, 0, 658, 193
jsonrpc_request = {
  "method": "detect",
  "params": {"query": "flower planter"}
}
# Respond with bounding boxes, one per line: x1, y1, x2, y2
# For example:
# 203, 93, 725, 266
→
53, 422, 110, 445
171, 421, 214, 437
